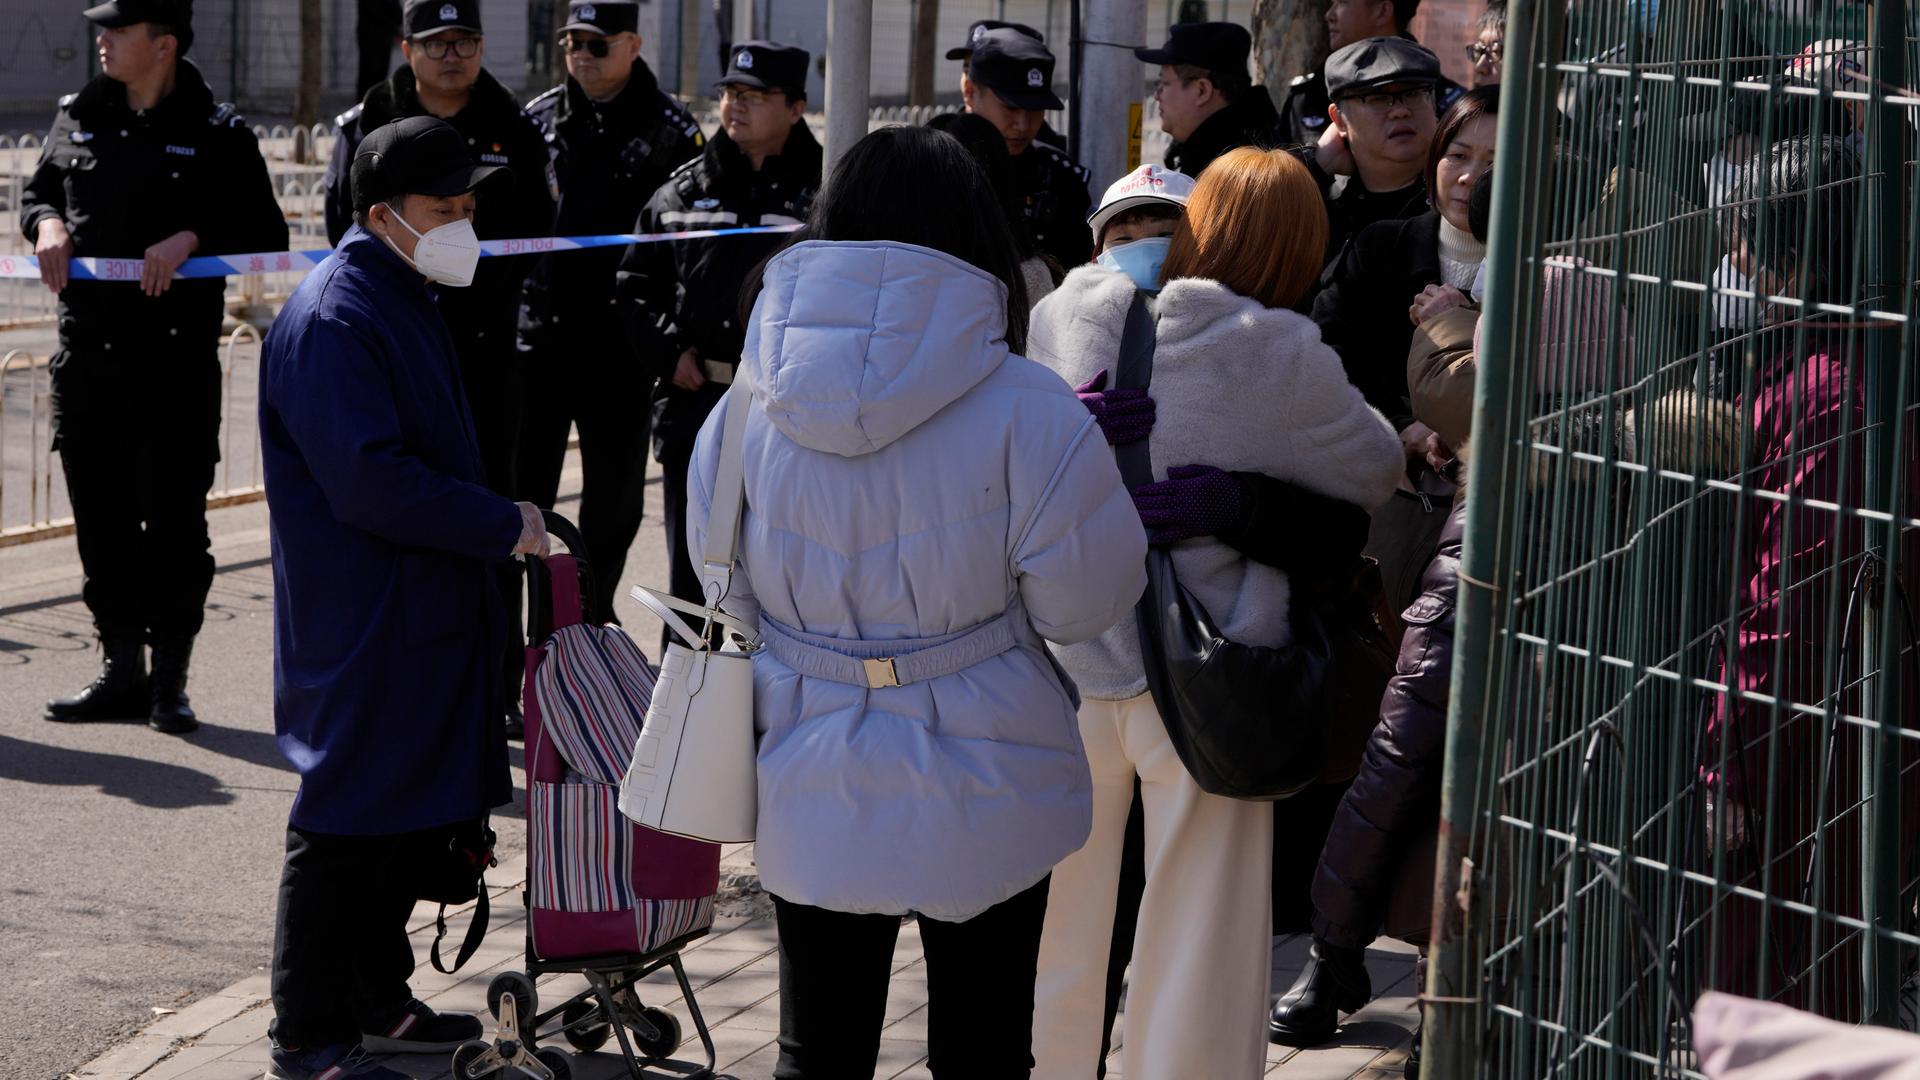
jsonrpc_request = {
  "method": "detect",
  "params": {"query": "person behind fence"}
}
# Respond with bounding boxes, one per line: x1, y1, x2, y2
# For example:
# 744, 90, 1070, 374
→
615, 40, 820, 657
1139, 22, 1285, 179
960, 29, 1094, 269
946, 19, 1067, 151
515, 0, 703, 620
27, 0, 287, 735
1024, 146, 1404, 1080
258, 115, 551, 1080
1299, 38, 1445, 293
1278, 0, 1461, 154
1710, 134, 1920, 1015
685, 124, 1145, 1079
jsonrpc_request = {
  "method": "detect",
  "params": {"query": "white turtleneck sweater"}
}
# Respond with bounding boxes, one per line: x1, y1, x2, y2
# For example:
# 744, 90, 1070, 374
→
1438, 217, 1487, 291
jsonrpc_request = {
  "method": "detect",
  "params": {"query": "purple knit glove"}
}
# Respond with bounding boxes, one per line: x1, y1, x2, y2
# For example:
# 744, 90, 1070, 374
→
1074, 369, 1156, 446
1131, 465, 1250, 545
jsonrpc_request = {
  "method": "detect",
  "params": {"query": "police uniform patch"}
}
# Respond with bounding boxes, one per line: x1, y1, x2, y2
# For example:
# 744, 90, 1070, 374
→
1027, 68, 1044, 88
439, 3, 458, 21
736, 50, 754, 69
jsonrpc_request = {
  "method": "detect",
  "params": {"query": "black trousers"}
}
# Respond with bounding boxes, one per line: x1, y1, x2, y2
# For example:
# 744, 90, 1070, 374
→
653, 383, 724, 656
51, 344, 219, 643
770, 877, 1051, 1080
269, 826, 434, 1050
516, 338, 653, 620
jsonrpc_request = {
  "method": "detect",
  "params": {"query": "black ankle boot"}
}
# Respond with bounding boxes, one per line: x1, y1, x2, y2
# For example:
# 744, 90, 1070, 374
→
47, 634, 149, 722
149, 638, 200, 734
1268, 938, 1372, 1047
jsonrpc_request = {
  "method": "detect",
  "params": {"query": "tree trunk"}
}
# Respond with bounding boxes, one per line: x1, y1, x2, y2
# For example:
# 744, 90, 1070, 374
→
909, 0, 940, 106
1251, 0, 1329, 111
292, 0, 322, 163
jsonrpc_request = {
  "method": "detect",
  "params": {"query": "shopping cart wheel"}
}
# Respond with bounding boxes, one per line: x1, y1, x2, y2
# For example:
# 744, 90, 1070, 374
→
632, 1006, 682, 1059
560, 999, 611, 1053
534, 1046, 574, 1080
450, 1040, 500, 1080
486, 971, 538, 1032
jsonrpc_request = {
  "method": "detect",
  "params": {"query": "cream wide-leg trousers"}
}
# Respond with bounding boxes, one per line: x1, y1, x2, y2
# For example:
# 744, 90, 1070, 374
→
1032, 693, 1274, 1079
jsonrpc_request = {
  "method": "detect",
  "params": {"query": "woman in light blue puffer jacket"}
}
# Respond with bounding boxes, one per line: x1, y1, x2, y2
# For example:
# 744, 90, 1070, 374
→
683, 126, 1147, 1080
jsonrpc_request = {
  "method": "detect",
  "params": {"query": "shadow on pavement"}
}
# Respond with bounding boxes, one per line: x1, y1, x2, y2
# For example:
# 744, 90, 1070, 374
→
0, 732, 236, 808
188, 721, 295, 773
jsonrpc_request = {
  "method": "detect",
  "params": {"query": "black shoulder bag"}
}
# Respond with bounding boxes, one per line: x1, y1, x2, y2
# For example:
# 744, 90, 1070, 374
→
1114, 291, 1341, 801
418, 818, 497, 974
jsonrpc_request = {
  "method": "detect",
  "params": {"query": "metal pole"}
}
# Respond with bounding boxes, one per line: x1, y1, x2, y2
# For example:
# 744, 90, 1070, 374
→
1078, 0, 1148, 191
824, 0, 873, 172
1422, 0, 1561, 1073
1859, 0, 1910, 1026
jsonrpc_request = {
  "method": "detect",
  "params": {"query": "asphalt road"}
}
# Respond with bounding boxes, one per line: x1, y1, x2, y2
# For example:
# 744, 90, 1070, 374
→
0, 448, 675, 1080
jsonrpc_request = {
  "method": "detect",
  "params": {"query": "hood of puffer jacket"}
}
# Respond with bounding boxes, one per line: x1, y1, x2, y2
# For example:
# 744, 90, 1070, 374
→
740, 240, 1014, 458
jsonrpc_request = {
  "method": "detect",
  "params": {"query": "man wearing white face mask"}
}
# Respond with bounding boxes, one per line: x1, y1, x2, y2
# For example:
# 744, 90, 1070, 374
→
259, 115, 548, 1080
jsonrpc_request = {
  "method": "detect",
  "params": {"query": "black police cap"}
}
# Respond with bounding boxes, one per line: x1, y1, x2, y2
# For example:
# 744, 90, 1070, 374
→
1135, 22, 1251, 79
559, 0, 639, 36
84, 0, 194, 51
1326, 37, 1441, 100
968, 29, 1063, 111
946, 20, 1043, 62
403, 0, 482, 39
717, 40, 810, 100
351, 115, 507, 216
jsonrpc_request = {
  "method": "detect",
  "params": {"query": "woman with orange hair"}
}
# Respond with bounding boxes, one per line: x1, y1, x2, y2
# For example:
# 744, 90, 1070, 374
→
1024, 147, 1405, 1078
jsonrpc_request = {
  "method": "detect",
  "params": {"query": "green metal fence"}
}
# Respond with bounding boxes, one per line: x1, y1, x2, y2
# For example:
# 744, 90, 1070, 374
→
1427, 0, 1919, 1075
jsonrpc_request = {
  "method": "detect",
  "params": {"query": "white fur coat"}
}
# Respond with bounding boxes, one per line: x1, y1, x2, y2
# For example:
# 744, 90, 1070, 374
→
1027, 265, 1404, 699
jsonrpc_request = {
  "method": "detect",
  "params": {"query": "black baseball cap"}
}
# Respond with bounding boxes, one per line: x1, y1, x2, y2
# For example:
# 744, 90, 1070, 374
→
717, 40, 809, 100
351, 116, 507, 216
968, 29, 1063, 111
84, 0, 194, 50
1135, 22, 1251, 78
1326, 37, 1442, 99
559, 0, 639, 36
403, 0, 482, 39
946, 19, 1043, 62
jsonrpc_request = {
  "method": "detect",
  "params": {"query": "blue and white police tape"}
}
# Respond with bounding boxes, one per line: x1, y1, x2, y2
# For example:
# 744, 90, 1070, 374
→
0, 224, 803, 282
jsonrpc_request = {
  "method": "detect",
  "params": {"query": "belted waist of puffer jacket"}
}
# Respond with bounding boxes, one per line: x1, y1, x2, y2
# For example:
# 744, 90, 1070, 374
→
757, 612, 1020, 690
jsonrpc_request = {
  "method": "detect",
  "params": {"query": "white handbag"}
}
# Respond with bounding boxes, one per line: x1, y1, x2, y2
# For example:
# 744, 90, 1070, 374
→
618, 386, 761, 844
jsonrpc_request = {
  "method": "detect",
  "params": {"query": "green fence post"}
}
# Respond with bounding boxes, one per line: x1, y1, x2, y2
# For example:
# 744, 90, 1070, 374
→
1421, 0, 1563, 1073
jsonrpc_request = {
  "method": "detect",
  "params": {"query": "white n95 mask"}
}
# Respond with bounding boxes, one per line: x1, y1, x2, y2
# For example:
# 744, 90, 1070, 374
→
381, 203, 482, 288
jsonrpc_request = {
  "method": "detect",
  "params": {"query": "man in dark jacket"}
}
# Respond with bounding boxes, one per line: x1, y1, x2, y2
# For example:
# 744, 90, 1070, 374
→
963, 29, 1093, 268
26, 0, 287, 735
1298, 37, 1440, 289
616, 40, 820, 651
517, 0, 703, 619
1138, 21, 1285, 178
947, 18, 1066, 151
261, 116, 547, 1080
324, 0, 555, 497
1277, 0, 1461, 150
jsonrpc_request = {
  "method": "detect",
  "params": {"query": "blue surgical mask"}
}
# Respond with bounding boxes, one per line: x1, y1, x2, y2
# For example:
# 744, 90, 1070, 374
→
1097, 236, 1172, 293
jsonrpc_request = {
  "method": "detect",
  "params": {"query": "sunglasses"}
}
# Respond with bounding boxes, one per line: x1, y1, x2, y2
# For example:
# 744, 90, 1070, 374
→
1343, 86, 1434, 112
560, 34, 628, 57
1466, 40, 1504, 63
415, 35, 481, 60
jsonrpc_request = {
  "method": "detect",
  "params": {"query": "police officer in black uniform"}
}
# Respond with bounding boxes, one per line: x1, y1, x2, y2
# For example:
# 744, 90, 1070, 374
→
1276, 0, 1460, 150
616, 41, 821, 653
517, 0, 703, 620
26, 0, 287, 733
324, 0, 555, 500
946, 19, 1066, 151
962, 29, 1093, 269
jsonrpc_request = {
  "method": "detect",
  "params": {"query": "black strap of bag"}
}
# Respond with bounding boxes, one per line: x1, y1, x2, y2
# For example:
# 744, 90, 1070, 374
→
424, 819, 497, 975
430, 885, 489, 975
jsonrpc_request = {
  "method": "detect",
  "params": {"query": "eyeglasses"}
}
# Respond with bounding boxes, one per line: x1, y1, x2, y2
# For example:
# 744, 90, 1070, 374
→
560, 34, 628, 58
720, 86, 782, 107
414, 35, 481, 60
1344, 86, 1434, 112
1466, 40, 1504, 64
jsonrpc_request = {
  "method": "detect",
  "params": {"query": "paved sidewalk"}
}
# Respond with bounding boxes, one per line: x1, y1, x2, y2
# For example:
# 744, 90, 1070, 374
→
68, 845, 1422, 1080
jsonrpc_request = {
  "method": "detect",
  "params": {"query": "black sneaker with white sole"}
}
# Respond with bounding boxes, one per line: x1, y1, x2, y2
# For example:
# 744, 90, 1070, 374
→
359, 999, 483, 1054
